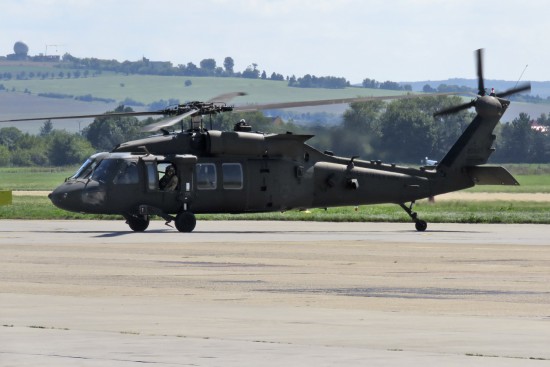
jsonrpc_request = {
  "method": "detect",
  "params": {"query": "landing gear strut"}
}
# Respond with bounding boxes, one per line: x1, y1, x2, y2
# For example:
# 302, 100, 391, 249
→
399, 202, 427, 232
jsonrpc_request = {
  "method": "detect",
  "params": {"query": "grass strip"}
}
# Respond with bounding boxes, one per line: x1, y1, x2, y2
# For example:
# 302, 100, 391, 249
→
2, 195, 549, 224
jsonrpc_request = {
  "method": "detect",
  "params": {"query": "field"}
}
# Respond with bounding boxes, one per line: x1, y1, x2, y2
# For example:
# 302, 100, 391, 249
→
1, 63, 547, 136
0, 71, 403, 134
1, 165, 549, 223
0, 71, 405, 106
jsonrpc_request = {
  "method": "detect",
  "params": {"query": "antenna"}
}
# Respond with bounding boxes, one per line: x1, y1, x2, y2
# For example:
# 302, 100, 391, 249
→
515, 64, 528, 89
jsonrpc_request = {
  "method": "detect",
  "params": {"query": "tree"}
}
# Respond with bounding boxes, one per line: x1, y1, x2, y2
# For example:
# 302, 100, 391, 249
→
242, 64, 260, 79
0, 145, 10, 166
270, 72, 285, 81
379, 80, 403, 91
378, 98, 437, 163
223, 57, 234, 75
493, 113, 534, 163
200, 58, 217, 73
40, 120, 54, 136
185, 62, 199, 76
334, 100, 385, 157
362, 78, 379, 89
422, 84, 436, 93
83, 106, 146, 151
48, 130, 94, 166
0, 127, 24, 151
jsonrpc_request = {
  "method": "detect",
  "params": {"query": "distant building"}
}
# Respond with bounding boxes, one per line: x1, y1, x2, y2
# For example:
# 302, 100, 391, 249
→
3, 41, 60, 63
531, 122, 549, 134
32, 54, 61, 62
6, 41, 30, 60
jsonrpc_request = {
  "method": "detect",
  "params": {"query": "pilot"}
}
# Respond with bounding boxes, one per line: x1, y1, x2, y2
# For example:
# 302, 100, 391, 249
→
159, 165, 178, 191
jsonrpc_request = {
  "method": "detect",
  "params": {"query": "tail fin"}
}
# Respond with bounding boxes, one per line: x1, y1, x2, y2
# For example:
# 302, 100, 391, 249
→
433, 49, 530, 176
430, 99, 519, 195
437, 99, 508, 171
466, 166, 519, 185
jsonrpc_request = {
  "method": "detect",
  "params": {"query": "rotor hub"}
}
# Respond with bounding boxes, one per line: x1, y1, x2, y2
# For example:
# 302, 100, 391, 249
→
474, 96, 504, 118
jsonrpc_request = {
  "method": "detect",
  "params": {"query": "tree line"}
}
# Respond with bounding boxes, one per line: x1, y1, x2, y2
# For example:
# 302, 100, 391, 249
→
1, 96, 548, 167
10, 53, 414, 91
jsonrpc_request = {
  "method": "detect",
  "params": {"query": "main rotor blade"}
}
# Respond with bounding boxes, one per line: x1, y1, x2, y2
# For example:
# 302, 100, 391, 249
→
207, 92, 247, 104
0, 110, 165, 123
495, 82, 531, 98
234, 92, 456, 112
141, 109, 199, 132
476, 48, 485, 96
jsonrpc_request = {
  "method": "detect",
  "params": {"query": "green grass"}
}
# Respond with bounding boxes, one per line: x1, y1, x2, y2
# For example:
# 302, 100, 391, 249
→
1, 195, 549, 223
0, 167, 78, 191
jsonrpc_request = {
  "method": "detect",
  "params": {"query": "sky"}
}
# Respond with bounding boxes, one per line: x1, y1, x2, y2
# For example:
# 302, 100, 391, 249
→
2, 0, 549, 84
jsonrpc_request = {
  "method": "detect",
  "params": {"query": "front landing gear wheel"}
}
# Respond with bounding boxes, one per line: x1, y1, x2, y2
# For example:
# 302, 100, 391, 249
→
175, 211, 196, 233
126, 215, 150, 232
415, 220, 427, 232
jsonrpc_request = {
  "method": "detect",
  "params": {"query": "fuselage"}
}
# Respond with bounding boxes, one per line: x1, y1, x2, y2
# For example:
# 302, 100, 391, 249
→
49, 130, 456, 217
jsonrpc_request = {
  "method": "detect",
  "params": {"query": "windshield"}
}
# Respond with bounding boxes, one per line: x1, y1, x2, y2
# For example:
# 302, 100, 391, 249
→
70, 158, 100, 180
90, 159, 121, 183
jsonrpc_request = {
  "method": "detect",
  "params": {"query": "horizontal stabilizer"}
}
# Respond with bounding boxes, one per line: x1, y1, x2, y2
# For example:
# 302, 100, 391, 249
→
466, 166, 519, 185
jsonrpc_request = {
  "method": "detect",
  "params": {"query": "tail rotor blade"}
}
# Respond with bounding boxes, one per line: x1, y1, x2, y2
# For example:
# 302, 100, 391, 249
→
476, 48, 485, 96
496, 83, 531, 99
433, 101, 475, 117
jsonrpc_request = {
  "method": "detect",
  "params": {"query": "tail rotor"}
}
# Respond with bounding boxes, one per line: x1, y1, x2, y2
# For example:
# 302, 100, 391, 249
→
433, 49, 531, 117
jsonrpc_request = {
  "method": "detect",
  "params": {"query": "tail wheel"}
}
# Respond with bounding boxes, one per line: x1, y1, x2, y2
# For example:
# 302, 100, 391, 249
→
399, 202, 428, 232
126, 215, 150, 232
175, 211, 196, 233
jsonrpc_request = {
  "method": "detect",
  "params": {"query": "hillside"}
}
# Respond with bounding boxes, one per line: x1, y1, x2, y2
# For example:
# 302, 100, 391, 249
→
406, 78, 550, 98
2, 63, 548, 134
0, 71, 405, 133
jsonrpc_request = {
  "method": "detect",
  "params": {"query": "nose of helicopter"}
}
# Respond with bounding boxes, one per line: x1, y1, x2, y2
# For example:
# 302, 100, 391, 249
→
49, 182, 86, 212
49, 180, 107, 213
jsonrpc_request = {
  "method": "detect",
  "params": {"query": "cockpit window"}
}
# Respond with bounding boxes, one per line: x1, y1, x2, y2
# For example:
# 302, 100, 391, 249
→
90, 159, 120, 182
71, 158, 99, 180
114, 161, 139, 184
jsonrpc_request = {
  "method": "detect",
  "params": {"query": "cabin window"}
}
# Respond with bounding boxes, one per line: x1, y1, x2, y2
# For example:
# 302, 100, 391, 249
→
196, 163, 217, 190
222, 163, 243, 190
145, 162, 159, 190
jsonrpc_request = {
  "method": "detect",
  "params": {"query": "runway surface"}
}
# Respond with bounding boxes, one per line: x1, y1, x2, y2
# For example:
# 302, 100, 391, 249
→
1, 220, 550, 366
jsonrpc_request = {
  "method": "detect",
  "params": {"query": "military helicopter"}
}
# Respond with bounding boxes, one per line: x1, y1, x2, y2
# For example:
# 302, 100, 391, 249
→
2, 49, 530, 232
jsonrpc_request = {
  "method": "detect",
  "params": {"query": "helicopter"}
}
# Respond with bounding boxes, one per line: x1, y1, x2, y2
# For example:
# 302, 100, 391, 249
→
1, 49, 530, 232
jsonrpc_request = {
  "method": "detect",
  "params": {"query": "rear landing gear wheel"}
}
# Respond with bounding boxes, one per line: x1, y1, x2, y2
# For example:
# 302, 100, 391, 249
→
126, 215, 150, 232
415, 220, 427, 232
175, 211, 196, 233
399, 202, 428, 232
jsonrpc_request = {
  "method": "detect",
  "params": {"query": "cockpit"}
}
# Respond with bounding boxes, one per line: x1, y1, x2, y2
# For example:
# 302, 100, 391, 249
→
50, 152, 141, 213
67, 153, 140, 184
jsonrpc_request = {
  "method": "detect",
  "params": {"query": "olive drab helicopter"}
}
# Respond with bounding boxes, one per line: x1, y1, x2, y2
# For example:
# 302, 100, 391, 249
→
1, 49, 530, 232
